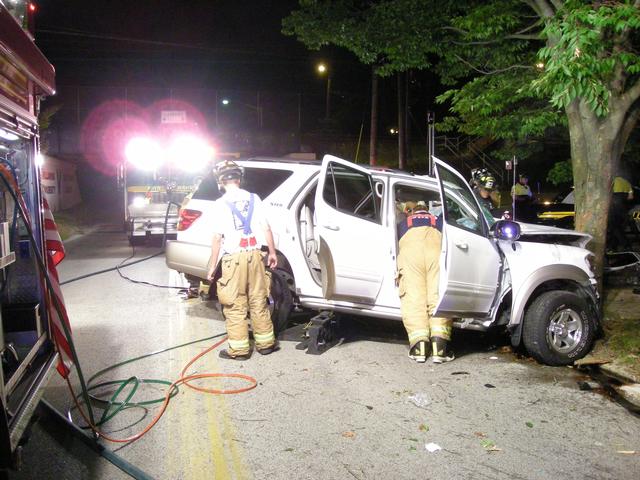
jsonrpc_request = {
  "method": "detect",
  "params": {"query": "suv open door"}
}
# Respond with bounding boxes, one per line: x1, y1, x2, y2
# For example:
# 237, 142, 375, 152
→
433, 158, 502, 317
314, 155, 386, 303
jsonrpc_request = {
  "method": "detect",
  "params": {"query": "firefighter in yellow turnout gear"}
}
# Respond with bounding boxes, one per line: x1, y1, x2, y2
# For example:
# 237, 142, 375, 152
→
207, 160, 279, 360
397, 201, 454, 363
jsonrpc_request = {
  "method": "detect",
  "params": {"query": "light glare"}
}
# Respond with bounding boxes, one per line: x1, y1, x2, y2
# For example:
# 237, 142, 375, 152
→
125, 137, 164, 171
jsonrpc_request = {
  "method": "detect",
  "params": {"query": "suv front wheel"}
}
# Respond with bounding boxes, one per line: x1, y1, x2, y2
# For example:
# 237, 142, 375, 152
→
522, 291, 595, 366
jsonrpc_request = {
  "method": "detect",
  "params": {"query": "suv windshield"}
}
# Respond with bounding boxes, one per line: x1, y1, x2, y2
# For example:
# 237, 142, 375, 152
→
192, 166, 293, 201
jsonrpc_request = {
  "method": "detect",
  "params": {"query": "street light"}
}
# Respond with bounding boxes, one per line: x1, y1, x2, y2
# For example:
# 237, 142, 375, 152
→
220, 96, 263, 128
316, 62, 332, 120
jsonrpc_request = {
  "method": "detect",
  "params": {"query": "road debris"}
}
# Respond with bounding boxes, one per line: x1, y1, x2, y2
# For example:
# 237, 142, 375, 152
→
425, 442, 441, 453
342, 431, 356, 439
480, 439, 502, 452
407, 392, 431, 408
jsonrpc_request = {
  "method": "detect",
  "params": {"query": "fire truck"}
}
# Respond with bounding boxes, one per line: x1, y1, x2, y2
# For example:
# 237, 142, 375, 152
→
117, 114, 215, 245
0, 1, 59, 472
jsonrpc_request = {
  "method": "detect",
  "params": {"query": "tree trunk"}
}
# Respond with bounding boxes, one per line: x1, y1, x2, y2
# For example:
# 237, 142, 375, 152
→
567, 100, 622, 289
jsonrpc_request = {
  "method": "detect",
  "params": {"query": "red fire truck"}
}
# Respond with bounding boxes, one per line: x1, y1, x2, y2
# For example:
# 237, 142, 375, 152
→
0, 2, 59, 472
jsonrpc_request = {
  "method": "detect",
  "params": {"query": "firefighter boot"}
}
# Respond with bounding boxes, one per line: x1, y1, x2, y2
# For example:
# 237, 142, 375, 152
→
408, 340, 429, 363
431, 337, 455, 364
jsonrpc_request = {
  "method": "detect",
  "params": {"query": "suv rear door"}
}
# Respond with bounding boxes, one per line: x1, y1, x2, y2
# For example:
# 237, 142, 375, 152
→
433, 158, 501, 317
314, 155, 386, 303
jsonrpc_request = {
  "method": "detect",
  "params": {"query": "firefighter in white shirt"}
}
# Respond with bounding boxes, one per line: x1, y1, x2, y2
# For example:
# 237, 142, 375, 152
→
206, 160, 279, 360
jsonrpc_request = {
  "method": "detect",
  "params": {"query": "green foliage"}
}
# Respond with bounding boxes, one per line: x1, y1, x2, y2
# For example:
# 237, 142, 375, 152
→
546, 160, 573, 186
531, 1, 640, 117
38, 104, 62, 131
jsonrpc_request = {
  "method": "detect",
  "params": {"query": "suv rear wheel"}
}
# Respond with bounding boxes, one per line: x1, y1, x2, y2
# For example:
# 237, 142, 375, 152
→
522, 291, 595, 366
268, 268, 293, 333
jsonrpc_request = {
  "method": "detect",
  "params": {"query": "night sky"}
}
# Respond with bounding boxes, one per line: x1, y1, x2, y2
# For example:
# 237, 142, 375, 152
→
34, 0, 368, 93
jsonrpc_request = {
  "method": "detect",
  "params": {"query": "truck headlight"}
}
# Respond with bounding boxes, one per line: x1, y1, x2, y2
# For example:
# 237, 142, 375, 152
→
132, 196, 147, 208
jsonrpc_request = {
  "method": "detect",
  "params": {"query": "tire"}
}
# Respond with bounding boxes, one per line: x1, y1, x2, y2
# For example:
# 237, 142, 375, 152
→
522, 290, 596, 366
268, 268, 293, 334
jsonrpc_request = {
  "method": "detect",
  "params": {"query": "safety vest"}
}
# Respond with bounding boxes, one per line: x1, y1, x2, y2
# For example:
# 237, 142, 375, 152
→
406, 212, 437, 229
226, 194, 257, 248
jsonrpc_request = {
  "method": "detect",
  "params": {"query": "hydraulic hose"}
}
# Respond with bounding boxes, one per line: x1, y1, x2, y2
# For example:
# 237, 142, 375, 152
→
0, 166, 258, 474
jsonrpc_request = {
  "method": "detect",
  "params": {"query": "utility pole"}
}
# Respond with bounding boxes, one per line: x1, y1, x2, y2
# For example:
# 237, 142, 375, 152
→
369, 68, 378, 166
427, 111, 435, 175
397, 72, 407, 170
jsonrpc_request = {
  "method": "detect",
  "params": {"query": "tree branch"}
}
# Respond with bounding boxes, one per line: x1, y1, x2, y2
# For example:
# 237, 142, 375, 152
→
453, 54, 533, 75
620, 78, 640, 112
528, 0, 558, 18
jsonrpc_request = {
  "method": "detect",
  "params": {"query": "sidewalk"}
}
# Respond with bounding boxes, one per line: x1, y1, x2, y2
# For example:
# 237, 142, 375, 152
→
579, 287, 640, 408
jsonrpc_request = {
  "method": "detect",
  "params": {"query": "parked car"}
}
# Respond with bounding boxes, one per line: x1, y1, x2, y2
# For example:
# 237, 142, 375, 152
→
166, 155, 601, 366
535, 186, 640, 233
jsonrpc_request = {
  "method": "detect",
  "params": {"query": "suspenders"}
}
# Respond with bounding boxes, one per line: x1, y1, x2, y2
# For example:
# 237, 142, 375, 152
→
226, 194, 257, 248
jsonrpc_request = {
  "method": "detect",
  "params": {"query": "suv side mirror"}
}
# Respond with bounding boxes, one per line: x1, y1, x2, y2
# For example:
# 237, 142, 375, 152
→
494, 220, 521, 241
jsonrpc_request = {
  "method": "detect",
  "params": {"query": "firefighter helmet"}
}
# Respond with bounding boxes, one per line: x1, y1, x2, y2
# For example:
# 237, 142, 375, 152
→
478, 173, 496, 190
215, 160, 242, 182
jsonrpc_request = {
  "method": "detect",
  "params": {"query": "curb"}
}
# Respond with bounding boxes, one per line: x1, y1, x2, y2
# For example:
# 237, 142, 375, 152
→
599, 363, 640, 410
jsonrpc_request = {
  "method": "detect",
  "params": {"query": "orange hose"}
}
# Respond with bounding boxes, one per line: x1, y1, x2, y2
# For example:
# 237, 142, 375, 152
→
62, 335, 257, 443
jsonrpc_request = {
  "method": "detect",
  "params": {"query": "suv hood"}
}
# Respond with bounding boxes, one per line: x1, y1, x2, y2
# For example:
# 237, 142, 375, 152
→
516, 222, 592, 249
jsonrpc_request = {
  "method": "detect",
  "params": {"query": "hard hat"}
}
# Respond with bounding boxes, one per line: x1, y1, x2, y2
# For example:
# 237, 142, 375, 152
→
413, 200, 428, 212
215, 160, 242, 182
479, 174, 496, 190
403, 201, 417, 214
471, 167, 488, 183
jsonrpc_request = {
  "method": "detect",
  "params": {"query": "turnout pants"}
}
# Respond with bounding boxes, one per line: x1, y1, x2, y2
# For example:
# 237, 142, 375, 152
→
216, 249, 276, 355
397, 227, 452, 348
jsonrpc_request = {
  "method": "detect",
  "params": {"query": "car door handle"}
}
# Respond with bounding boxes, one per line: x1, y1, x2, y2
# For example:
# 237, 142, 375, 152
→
323, 225, 340, 231
455, 242, 468, 250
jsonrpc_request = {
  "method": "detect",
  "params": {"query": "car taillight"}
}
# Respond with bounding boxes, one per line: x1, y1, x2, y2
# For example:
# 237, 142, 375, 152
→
178, 209, 202, 231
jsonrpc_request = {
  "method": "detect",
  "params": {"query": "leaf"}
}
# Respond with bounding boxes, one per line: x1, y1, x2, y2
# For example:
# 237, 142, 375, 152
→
419, 424, 430, 432
481, 439, 496, 449
342, 431, 356, 439
284, 448, 294, 452
526, 422, 534, 428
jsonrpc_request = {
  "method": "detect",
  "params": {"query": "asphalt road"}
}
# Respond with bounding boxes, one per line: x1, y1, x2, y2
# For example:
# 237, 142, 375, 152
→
9, 224, 640, 479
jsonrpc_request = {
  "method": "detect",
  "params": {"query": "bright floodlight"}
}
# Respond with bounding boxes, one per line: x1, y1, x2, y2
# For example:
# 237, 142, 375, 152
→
168, 135, 213, 172
221, 98, 230, 105
125, 137, 163, 171
35, 153, 45, 167
317, 63, 327, 74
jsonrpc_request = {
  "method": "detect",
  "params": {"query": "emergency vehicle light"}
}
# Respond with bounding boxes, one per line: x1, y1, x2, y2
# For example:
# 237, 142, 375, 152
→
167, 135, 213, 172
125, 137, 164, 171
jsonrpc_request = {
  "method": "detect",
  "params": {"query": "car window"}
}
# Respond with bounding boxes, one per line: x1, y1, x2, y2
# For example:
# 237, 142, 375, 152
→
322, 162, 381, 222
438, 167, 487, 235
192, 167, 293, 201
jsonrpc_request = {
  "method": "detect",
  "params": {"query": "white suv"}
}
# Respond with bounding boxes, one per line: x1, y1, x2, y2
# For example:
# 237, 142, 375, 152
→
166, 155, 600, 366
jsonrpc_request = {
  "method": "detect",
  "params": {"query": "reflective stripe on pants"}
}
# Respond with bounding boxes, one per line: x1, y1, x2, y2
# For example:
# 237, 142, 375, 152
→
217, 249, 275, 355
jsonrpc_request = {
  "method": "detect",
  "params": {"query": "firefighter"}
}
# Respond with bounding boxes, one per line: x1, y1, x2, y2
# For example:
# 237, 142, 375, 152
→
396, 201, 454, 363
608, 175, 634, 251
473, 173, 497, 211
511, 173, 534, 203
206, 160, 279, 360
